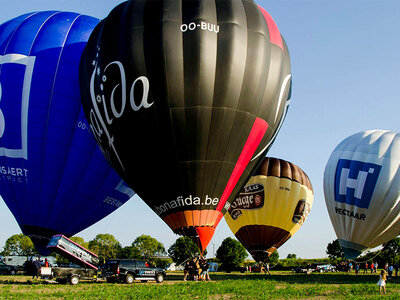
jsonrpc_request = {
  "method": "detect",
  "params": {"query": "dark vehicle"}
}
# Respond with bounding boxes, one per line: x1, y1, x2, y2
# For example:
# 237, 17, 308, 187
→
0, 261, 18, 275
51, 265, 98, 285
102, 259, 166, 283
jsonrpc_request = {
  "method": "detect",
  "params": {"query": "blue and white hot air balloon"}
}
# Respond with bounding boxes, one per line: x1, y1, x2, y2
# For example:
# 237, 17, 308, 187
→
0, 11, 134, 254
324, 130, 400, 259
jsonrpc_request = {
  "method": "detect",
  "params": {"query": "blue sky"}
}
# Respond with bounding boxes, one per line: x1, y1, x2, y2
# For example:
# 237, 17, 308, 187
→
0, 0, 399, 259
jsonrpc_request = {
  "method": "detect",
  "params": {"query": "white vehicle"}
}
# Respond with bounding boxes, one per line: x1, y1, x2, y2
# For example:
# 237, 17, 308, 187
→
166, 263, 184, 271
316, 264, 336, 273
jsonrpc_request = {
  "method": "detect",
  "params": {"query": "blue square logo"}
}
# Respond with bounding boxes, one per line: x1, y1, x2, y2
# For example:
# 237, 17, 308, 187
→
334, 159, 381, 209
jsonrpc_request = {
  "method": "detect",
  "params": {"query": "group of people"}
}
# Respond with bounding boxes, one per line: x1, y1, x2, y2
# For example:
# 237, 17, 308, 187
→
183, 256, 210, 281
23, 257, 50, 279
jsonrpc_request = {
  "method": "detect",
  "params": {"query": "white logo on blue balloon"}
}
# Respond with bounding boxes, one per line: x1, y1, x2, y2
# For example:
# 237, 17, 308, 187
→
0, 82, 4, 137
334, 159, 381, 209
0, 54, 35, 160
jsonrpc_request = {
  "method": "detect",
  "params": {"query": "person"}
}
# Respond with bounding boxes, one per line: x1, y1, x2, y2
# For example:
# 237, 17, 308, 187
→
377, 270, 387, 294
364, 262, 368, 274
183, 259, 193, 281
370, 262, 374, 274
388, 265, 393, 279
348, 262, 353, 273
355, 263, 359, 275
32, 257, 41, 279
44, 258, 49, 268
249, 265, 252, 273
265, 262, 271, 275
199, 257, 210, 281
374, 262, 378, 273
193, 257, 201, 281
394, 263, 399, 278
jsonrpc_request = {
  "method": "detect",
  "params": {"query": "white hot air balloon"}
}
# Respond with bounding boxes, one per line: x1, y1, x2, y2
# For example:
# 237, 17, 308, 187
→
324, 130, 400, 259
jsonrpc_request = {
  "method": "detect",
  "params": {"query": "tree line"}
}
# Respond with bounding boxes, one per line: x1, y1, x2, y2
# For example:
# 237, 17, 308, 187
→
0, 234, 259, 270
326, 238, 400, 266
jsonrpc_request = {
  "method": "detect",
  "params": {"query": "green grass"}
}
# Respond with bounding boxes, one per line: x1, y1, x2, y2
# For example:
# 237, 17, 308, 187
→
0, 271, 399, 299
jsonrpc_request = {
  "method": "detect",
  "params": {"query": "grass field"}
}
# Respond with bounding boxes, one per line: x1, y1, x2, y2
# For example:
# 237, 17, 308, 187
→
0, 271, 399, 299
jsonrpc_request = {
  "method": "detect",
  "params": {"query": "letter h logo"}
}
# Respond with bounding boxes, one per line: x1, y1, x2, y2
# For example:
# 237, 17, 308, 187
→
334, 159, 381, 209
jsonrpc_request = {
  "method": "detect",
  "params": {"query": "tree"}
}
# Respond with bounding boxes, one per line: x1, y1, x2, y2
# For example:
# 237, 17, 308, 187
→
70, 236, 89, 250
380, 238, 400, 264
326, 239, 344, 260
286, 253, 297, 259
268, 251, 279, 265
168, 237, 202, 264
132, 235, 165, 262
118, 246, 142, 259
1, 234, 37, 256
216, 237, 247, 270
88, 234, 121, 263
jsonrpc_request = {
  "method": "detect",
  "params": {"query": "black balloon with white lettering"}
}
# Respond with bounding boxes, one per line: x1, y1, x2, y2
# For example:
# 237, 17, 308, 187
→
79, 0, 291, 251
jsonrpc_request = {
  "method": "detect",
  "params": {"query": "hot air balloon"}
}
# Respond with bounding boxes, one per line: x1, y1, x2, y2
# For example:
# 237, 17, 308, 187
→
80, 0, 291, 251
324, 130, 400, 259
224, 157, 313, 261
0, 11, 134, 254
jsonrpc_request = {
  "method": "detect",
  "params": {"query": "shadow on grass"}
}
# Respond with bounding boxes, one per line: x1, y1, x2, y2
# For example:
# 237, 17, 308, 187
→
165, 272, 400, 285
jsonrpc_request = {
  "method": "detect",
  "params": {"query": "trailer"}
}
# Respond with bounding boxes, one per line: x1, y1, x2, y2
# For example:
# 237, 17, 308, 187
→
46, 235, 100, 285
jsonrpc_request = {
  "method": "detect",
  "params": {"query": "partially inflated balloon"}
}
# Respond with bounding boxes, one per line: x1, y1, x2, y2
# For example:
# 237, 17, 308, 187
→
225, 157, 313, 261
324, 130, 400, 259
0, 12, 134, 254
80, 0, 291, 251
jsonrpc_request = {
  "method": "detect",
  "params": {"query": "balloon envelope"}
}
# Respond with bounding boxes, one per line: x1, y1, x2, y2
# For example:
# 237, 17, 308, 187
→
80, 0, 291, 251
0, 11, 134, 254
225, 157, 313, 261
324, 130, 400, 259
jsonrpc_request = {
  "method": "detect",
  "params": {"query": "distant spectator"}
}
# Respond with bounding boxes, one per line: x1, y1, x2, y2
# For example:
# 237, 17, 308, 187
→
32, 257, 41, 279
44, 258, 49, 268
374, 262, 378, 273
388, 265, 393, 279
394, 263, 399, 278
355, 263, 359, 275
370, 262, 374, 274
364, 262, 368, 274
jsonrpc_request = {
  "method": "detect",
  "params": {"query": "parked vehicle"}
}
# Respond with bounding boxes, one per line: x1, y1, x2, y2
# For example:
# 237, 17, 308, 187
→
315, 264, 336, 273
51, 265, 98, 285
0, 261, 18, 275
102, 259, 166, 283
46, 235, 100, 285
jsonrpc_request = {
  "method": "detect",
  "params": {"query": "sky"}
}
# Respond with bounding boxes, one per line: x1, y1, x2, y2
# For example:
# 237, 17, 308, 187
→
0, 0, 400, 259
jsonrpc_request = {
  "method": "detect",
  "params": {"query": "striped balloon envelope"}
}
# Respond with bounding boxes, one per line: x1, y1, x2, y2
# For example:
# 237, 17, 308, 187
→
225, 157, 314, 261
80, 0, 292, 251
0, 11, 134, 254
324, 130, 400, 259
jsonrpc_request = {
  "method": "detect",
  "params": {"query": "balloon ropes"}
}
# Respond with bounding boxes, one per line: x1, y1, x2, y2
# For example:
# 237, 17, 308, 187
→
80, 0, 292, 252
225, 157, 314, 262
0, 11, 134, 254
324, 130, 400, 259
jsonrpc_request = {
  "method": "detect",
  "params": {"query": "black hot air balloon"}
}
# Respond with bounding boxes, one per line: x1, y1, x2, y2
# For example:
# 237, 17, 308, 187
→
80, 0, 292, 251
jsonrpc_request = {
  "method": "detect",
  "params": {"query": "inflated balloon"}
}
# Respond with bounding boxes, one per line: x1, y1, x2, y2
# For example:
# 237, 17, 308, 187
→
225, 157, 313, 261
324, 130, 400, 259
80, 0, 291, 251
0, 11, 134, 254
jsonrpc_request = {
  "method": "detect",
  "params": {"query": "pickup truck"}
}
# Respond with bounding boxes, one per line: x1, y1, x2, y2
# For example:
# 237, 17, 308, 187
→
102, 259, 166, 283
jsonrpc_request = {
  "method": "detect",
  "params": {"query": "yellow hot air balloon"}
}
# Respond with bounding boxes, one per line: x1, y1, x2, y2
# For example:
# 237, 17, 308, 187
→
225, 157, 314, 261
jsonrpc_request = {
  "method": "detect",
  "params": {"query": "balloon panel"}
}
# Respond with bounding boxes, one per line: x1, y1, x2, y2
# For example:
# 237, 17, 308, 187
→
0, 12, 134, 254
80, 0, 291, 251
225, 157, 314, 261
324, 130, 400, 259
